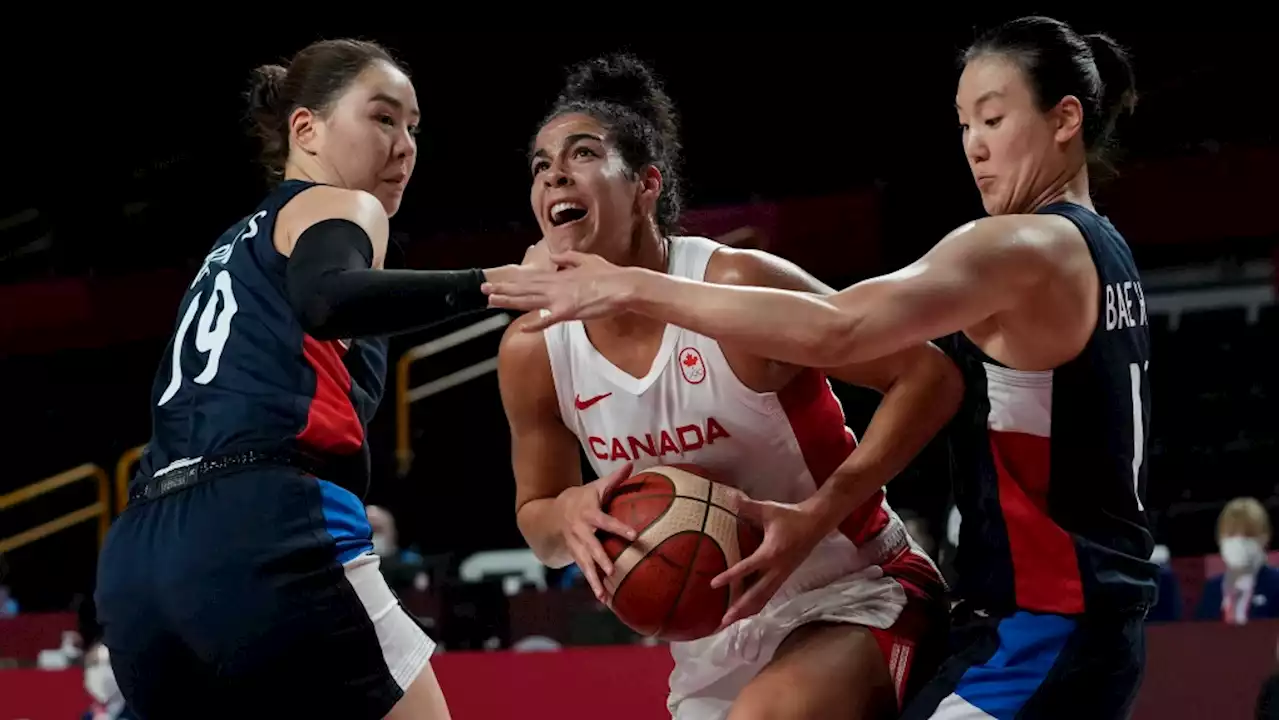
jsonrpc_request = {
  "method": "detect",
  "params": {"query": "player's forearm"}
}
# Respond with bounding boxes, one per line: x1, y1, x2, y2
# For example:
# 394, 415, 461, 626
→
293, 267, 489, 340
285, 217, 489, 340
809, 347, 963, 527
624, 267, 860, 368
515, 497, 575, 569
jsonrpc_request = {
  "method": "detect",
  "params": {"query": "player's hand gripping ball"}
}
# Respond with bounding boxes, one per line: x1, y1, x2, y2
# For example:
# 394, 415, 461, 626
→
597, 464, 762, 641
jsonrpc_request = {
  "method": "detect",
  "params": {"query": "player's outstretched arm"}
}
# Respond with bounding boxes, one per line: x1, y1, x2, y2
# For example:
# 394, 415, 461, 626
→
486, 216, 1056, 368
632, 216, 1056, 366
497, 315, 636, 601
705, 248, 963, 536
277, 185, 540, 340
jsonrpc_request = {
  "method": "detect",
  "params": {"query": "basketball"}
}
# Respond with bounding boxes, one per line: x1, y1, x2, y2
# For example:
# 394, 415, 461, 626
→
599, 464, 763, 642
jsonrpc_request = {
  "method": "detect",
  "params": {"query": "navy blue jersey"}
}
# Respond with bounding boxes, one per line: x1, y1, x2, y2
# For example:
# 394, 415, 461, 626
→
137, 180, 388, 497
942, 202, 1157, 616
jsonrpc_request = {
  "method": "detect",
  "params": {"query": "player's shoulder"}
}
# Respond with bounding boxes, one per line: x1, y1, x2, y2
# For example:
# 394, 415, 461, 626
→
701, 244, 831, 294
280, 185, 388, 234
496, 313, 560, 409
498, 312, 552, 367
963, 213, 1083, 259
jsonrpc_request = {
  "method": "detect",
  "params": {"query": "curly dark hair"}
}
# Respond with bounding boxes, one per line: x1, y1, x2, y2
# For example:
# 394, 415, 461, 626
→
539, 53, 684, 236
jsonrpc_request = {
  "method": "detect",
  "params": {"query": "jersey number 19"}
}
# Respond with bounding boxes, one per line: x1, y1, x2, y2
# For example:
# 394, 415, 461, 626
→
157, 270, 239, 406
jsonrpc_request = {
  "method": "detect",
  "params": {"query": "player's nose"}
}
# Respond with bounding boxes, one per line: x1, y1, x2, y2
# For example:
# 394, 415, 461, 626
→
543, 161, 572, 188
964, 131, 988, 164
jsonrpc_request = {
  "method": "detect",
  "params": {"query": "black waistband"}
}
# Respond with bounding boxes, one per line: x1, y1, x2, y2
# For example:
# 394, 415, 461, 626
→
950, 599, 1153, 626
126, 449, 330, 507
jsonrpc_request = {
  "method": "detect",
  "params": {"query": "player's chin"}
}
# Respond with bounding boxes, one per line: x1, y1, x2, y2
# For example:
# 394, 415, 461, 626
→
545, 225, 593, 255
374, 187, 405, 218
979, 193, 1010, 217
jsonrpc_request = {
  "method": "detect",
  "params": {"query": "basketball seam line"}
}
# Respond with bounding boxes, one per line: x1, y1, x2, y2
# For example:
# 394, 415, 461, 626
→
611, 493, 739, 518
603, 477, 680, 620
655, 480, 715, 639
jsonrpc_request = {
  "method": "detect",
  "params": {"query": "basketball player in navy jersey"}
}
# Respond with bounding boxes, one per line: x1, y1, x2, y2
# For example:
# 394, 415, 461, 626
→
94, 39, 537, 720
487, 17, 1156, 718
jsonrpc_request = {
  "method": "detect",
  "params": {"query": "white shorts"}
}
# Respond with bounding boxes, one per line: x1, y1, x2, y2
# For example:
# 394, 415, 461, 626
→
667, 530, 912, 720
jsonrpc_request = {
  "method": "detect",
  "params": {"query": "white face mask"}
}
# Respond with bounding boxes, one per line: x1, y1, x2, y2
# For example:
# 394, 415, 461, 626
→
1220, 535, 1263, 571
84, 648, 120, 704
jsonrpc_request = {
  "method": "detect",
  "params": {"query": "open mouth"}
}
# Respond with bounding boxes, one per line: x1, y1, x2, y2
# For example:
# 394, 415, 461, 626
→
550, 201, 588, 227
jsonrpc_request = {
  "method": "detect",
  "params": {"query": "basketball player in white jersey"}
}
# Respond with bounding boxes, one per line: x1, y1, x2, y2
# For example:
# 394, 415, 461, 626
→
497, 54, 962, 720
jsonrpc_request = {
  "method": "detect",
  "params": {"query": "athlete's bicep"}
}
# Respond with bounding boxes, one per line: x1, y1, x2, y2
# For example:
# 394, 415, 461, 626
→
278, 186, 390, 268
705, 245, 960, 394
704, 247, 837, 296
824, 216, 1057, 362
703, 247, 841, 386
497, 318, 583, 519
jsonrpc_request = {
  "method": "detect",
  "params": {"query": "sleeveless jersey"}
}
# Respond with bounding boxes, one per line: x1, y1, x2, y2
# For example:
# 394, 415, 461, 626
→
543, 236, 905, 565
942, 202, 1158, 616
137, 180, 387, 497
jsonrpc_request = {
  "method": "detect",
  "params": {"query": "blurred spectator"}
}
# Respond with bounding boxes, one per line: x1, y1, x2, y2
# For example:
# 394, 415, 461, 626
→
1195, 497, 1279, 624
1146, 543, 1184, 622
82, 641, 138, 720
366, 505, 429, 594
0, 584, 17, 617
37, 629, 83, 669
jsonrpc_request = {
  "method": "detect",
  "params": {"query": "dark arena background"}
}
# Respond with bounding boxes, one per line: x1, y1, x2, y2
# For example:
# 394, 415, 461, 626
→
0, 19, 1275, 719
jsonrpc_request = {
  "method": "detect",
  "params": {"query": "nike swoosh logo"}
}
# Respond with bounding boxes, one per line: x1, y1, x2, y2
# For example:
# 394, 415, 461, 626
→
575, 392, 612, 411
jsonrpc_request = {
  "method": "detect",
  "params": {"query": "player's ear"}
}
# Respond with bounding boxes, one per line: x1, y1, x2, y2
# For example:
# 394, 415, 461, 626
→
635, 165, 662, 217
290, 107, 323, 157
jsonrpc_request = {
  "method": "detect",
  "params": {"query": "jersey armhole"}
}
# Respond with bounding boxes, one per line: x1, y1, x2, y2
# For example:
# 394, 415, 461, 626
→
540, 321, 579, 432
265, 181, 333, 263
679, 235, 809, 412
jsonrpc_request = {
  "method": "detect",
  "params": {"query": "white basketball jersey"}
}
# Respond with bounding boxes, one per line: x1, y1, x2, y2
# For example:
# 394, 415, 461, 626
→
543, 236, 899, 559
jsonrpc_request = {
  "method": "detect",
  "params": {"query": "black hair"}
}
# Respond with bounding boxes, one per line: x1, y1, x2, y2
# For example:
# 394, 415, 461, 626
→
245, 39, 406, 183
963, 16, 1137, 171
539, 53, 684, 236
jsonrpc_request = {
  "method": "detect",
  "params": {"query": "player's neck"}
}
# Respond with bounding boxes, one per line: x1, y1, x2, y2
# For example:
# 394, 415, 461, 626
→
627, 222, 669, 275
1028, 164, 1093, 214
282, 158, 344, 189
588, 230, 669, 341
589, 311, 666, 343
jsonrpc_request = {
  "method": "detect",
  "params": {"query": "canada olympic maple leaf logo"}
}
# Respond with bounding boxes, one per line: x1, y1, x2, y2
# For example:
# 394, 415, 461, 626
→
678, 347, 706, 385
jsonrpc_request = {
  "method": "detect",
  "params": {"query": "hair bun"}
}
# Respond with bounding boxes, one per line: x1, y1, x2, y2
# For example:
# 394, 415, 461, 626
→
1084, 33, 1138, 118
560, 53, 675, 136
247, 64, 288, 122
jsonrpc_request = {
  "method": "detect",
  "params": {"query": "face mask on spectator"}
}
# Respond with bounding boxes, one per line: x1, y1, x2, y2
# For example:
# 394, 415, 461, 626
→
1220, 535, 1263, 571
84, 645, 120, 705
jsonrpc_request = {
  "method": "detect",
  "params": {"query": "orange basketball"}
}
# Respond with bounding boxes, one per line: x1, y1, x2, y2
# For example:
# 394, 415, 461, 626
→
598, 464, 762, 642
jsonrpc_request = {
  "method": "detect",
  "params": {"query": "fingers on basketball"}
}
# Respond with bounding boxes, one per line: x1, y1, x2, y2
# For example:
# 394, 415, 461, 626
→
579, 524, 615, 578
594, 462, 633, 497
573, 545, 607, 601
722, 570, 777, 627
731, 495, 768, 528
711, 542, 768, 589
593, 465, 771, 642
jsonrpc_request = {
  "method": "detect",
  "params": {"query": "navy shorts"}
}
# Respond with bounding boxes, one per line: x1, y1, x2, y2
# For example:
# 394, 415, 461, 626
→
95, 464, 435, 719
899, 606, 1146, 719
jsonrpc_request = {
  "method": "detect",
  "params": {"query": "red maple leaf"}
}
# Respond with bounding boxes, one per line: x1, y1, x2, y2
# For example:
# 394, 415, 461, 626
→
682, 352, 700, 367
